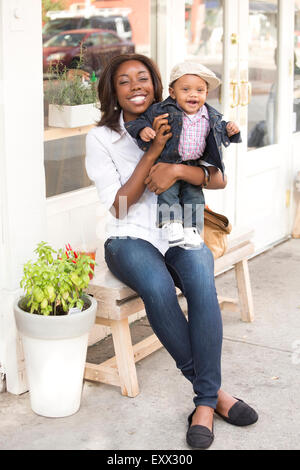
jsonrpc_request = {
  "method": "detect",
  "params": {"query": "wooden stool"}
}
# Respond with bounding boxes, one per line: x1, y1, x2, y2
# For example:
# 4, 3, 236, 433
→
84, 229, 255, 397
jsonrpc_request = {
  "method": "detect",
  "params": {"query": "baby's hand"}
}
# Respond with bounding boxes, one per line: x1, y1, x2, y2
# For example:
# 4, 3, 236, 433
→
226, 121, 240, 137
140, 127, 156, 142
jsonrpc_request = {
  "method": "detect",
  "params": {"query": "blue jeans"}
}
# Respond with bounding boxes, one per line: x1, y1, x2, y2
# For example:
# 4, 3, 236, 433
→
157, 160, 205, 231
104, 237, 223, 409
157, 181, 205, 231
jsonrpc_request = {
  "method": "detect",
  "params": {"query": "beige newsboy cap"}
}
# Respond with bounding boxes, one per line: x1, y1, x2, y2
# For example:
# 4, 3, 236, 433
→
169, 62, 221, 91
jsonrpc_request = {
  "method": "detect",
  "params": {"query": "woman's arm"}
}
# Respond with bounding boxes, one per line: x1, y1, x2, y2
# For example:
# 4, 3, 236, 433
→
175, 164, 227, 189
112, 115, 171, 218
144, 162, 227, 194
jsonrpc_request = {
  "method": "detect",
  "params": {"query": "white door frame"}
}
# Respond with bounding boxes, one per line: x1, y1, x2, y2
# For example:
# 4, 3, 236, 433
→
277, 0, 297, 234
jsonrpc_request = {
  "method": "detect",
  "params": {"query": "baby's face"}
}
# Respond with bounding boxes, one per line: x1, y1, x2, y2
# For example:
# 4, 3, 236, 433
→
169, 75, 208, 114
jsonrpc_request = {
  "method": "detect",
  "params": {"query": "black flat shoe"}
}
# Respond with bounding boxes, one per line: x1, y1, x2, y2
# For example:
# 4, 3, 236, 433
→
186, 409, 214, 450
215, 397, 258, 426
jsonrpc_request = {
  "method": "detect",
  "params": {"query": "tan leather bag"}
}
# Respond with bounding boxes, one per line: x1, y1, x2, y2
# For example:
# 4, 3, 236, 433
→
203, 207, 232, 259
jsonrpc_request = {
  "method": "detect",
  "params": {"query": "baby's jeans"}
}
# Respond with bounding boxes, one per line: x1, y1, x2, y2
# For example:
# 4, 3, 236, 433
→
104, 237, 223, 409
156, 161, 205, 232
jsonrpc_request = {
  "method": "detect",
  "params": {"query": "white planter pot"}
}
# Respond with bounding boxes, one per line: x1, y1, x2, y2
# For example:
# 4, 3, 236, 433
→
48, 103, 100, 128
14, 294, 97, 418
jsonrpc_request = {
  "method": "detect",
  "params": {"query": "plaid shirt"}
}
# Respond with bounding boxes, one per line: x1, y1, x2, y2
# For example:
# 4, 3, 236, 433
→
178, 105, 210, 161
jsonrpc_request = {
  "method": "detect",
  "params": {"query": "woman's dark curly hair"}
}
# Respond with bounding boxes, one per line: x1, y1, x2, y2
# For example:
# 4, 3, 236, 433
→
97, 54, 163, 133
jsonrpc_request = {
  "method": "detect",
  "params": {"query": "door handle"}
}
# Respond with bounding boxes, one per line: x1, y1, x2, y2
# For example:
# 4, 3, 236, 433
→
240, 80, 252, 106
230, 33, 239, 45
230, 80, 240, 108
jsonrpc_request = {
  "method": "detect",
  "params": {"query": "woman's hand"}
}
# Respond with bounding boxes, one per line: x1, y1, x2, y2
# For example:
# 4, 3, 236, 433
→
144, 162, 178, 194
112, 116, 172, 217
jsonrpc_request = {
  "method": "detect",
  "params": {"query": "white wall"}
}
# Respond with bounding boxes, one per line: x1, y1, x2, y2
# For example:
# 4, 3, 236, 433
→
0, 0, 46, 393
45, 188, 104, 255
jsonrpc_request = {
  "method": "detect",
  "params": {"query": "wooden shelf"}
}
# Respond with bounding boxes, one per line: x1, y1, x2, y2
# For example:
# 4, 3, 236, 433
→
44, 124, 95, 142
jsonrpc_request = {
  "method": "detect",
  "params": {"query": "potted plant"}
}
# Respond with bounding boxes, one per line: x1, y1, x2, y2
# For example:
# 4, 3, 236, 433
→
44, 56, 100, 128
14, 242, 97, 418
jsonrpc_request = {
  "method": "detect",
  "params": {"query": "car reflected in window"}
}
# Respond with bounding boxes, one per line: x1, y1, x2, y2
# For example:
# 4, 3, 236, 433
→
43, 28, 135, 77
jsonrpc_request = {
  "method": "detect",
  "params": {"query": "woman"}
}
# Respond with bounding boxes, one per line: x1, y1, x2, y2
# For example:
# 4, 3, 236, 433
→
85, 54, 258, 449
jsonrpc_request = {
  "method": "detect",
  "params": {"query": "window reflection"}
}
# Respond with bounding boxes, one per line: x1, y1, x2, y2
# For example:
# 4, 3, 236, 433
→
45, 135, 89, 197
42, 0, 150, 198
185, 0, 223, 112
248, 0, 278, 150
294, 1, 300, 133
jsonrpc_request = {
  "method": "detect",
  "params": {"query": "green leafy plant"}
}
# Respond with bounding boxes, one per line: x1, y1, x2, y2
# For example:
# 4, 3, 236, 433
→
44, 51, 98, 106
20, 242, 96, 316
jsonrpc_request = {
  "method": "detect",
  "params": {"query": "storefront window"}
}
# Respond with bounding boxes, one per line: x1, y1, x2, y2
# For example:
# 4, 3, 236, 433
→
247, 0, 278, 150
185, 0, 223, 112
43, 0, 150, 198
294, 0, 300, 133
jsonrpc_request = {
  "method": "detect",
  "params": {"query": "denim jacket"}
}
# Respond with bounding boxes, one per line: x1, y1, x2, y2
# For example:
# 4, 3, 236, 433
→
124, 96, 242, 175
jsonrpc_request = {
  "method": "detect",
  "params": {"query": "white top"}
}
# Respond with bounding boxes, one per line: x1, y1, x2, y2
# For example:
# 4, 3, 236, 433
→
85, 114, 213, 256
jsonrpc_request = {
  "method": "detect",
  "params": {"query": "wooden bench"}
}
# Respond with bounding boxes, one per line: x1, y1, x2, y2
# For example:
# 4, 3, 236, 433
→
84, 229, 255, 397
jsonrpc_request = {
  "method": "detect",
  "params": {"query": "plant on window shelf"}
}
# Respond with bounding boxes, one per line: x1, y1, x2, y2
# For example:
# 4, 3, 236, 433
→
45, 49, 100, 128
45, 63, 98, 107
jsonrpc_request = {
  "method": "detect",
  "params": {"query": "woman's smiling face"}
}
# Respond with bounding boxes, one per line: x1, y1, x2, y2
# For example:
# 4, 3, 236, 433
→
114, 60, 155, 122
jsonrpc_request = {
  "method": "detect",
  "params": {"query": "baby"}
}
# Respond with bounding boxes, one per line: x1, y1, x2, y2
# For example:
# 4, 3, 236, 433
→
125, 62, 241, 248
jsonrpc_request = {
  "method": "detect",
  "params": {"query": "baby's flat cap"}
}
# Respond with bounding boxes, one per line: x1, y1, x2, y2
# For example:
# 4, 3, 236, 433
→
169, 62, 221, 91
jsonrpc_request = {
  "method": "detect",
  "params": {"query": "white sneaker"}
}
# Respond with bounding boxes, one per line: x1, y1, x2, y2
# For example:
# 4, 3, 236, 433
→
183, 227, 203, 248
163, 222, 185, 247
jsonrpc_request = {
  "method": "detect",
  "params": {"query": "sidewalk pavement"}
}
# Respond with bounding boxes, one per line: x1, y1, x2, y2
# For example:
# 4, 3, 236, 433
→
1, 238, 300, 451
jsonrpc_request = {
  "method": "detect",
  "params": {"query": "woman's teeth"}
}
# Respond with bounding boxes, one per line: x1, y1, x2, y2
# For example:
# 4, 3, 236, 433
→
129, 96, 146, 103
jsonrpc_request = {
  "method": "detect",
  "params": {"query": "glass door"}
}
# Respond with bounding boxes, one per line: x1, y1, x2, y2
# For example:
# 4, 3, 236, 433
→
235, 0, 291, 251
184, 0, 292, 251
